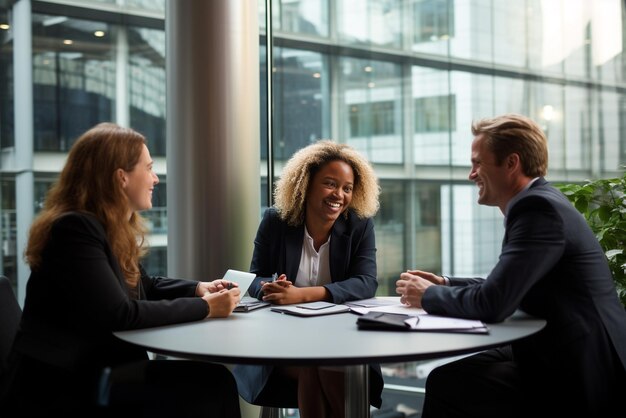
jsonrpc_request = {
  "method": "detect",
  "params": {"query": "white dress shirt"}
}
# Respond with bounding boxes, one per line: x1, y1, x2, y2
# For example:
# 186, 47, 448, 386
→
295, 226, 331, 287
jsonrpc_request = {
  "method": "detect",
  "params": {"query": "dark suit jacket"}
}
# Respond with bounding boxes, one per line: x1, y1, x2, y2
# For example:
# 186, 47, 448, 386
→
235, 207, 383, 408
6, 212, 208, 384
423, 177, 626, 411
247, 207, 378, 303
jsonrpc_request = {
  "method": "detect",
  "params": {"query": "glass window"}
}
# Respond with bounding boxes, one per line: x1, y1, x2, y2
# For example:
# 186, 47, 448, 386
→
374, 179, 406, 294
413, 66, 453, 165
32, 13, 115, 151
0, 177, 16, 289
447, 0, 491, 61
129, 26, 166, 156
0, 8, 13, 149
413, 0, 454, 48
271, 47, 327, 162
274, 0, 329, 37
337, 0, 404, 48
341, 57, 403, 163
414, 94, 456, 133
491, 2, 527, 68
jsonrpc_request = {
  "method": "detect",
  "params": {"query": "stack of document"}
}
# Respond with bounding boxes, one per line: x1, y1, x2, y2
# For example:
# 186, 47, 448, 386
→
270, 301, 351, 317
356, 311, 489, 333
350, 297, 489, 334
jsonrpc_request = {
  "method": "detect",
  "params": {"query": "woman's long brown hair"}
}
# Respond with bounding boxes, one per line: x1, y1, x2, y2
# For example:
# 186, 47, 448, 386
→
25, 122, 148, 290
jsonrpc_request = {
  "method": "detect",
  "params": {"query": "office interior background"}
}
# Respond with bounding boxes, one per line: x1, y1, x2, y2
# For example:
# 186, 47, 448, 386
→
0, 0, 624, 416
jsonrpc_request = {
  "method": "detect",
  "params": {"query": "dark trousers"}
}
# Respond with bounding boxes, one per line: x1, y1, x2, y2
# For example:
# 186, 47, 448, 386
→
1, 356, 241, 418
421, 345, 626, 418
421, 346, 524, 418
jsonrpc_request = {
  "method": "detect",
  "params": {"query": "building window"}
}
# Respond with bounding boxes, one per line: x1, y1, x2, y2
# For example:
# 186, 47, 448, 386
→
414, 94, 455, 133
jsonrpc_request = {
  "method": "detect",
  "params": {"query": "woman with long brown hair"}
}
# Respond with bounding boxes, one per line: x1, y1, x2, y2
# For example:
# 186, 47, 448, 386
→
1, 122, 241, 417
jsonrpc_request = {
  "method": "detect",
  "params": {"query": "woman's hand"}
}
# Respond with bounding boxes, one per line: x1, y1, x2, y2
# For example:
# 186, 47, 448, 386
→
202, 288, 241, 318
261, 274, 300, 304
196, 279, 237, 296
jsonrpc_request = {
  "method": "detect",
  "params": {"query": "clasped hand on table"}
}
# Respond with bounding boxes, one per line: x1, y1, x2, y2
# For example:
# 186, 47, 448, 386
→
260, 274, 301, 305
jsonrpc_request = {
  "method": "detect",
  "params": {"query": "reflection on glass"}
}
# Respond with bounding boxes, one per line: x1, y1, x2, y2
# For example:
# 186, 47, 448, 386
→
272, 48, 326, 161
0, 7, 13, 148
274, 0, 328, 37
129, 27, 166, 156
413, 0, 454, 55
32, 13, 114, 151
341, 57, 403, 163
337, 0, 403, 48
375, 179, 405, 294
412, 66, 452, 165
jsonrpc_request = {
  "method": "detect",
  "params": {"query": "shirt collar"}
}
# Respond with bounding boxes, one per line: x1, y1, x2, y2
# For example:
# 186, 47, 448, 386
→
504, 177, 540, 219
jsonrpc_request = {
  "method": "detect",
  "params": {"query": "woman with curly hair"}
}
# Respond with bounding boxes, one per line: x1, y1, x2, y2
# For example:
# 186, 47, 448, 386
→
234, 139, 383, 417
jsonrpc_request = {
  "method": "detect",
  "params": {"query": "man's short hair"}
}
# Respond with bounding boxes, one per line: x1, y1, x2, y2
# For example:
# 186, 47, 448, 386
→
471, 113, 548, 177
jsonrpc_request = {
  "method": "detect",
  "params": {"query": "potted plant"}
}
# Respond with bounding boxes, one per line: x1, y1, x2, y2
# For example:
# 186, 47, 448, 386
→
555, 171, 626, 308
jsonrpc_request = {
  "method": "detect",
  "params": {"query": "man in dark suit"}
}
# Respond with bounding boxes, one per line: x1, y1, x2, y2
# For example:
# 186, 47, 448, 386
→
396, 113, 626, 417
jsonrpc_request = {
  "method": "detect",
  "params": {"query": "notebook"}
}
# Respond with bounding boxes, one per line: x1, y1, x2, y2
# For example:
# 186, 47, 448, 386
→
223, 269, 271, 312
270, 301, 351, 317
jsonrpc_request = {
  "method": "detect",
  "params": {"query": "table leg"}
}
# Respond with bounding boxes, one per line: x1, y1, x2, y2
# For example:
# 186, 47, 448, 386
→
345, 364, 369, 418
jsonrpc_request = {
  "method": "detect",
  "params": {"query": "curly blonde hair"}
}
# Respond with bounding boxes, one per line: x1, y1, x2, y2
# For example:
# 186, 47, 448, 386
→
274, 140, 380, 226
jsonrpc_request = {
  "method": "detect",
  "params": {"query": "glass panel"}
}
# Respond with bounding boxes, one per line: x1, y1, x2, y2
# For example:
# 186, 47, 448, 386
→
375, 179, 406, 295
128, 26, 166, 156
272, 47, 327, 162
341, 57, 403, 163
492, 2, 527, 68
32, 13, 115, 151
412, 66, 452, 165
442, 184, 502, 276
563, 85, 592, 172
275, 0, 329, 37
0, 177, 16, 290
448, 0, 491, 61
412, 181, 441, 273
337, 0, 404, 48
598, 90, 624, 172
0, 8, 13, 149
71, 0, 165, 13
449, 71, 494, 166
413, 0, 454, 56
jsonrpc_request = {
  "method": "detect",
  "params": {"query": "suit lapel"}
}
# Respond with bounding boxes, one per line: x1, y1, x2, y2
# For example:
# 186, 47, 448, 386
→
285, 224, 304, 279
329, 215, 349, 283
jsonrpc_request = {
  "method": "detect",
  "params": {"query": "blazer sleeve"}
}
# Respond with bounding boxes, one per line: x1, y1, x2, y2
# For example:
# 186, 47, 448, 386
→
422, 195, 566, 323
324, 216, 378, 303
139, 265, 199, 300
248, 208, 276, 299
47, 214, 208, 331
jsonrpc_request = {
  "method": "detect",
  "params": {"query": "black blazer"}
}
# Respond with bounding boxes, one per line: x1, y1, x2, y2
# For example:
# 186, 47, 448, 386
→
236, 207, 383, 408
9, 212, 208, 375
248, 207, 378, 303
423, 178, 626, 410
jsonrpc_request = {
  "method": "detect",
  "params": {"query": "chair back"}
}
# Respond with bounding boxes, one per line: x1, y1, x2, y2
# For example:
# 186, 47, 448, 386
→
0, 276, 21, 375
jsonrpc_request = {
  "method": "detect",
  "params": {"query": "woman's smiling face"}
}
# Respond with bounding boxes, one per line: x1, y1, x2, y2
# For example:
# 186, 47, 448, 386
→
305, 159, 354, 225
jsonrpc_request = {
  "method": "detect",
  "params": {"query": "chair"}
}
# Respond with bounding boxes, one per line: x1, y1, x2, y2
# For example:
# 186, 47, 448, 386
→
0, 275, 21, 376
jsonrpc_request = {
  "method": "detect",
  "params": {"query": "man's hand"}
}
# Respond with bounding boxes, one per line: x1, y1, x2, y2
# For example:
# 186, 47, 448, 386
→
396, 270, 439, 308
